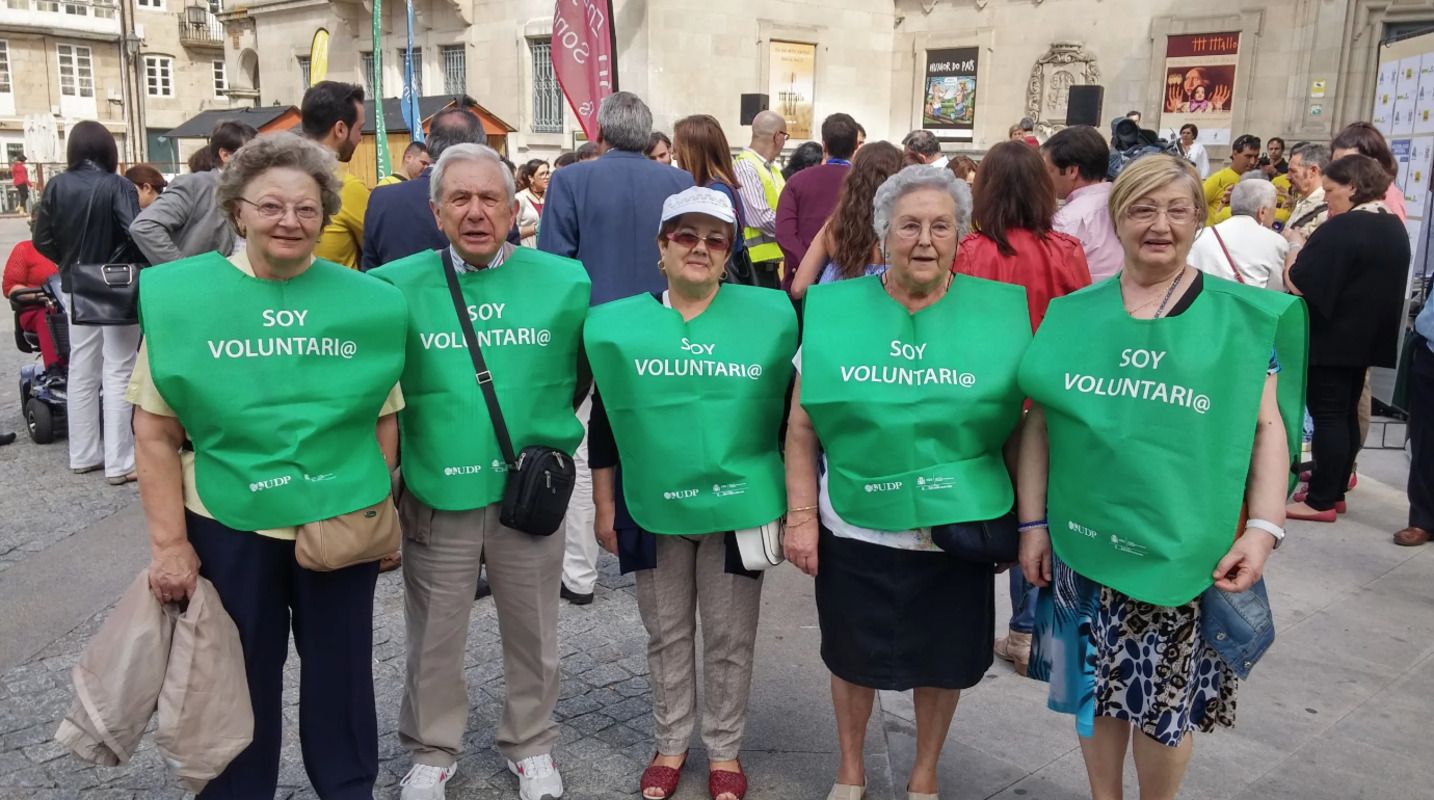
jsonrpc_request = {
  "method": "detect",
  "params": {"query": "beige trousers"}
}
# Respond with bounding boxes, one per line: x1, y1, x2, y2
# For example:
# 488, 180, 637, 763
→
398, 493, 564, 767
634, 533, 763, 761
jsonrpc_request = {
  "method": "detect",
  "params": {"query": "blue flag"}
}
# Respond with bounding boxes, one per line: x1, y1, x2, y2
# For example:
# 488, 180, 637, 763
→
402, 0, 423, 143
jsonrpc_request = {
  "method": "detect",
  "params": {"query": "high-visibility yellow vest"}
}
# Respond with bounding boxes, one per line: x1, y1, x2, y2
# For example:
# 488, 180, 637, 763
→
735, 149, 786, 264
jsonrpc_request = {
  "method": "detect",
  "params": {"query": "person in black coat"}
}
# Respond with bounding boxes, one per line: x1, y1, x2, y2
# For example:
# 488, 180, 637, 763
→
1284, 154, 1410, 521
33, 120, 144, 484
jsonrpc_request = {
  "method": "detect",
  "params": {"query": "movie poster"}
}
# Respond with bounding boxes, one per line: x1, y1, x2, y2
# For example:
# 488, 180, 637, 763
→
922, 47, 978, 140
1160, 32, 1239, 145
768, 41, 815, 138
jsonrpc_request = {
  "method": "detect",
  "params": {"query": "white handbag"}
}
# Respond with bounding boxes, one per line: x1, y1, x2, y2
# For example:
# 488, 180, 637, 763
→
734, 518, 785, 571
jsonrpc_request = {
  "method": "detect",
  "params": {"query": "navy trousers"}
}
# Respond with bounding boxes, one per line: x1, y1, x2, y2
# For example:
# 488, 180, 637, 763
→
187, 512, 379, 800
1409, 344, 1434, 531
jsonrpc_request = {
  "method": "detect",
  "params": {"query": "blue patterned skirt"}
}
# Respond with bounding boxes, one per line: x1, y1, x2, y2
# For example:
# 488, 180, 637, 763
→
1029, 556, 1237, 747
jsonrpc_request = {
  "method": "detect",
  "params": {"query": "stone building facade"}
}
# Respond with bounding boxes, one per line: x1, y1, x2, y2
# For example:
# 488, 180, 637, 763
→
219, 0, 1434, 164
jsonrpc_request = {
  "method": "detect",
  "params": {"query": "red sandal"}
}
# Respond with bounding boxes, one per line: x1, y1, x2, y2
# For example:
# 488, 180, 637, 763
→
641, 752, 687, 799
709, 761, 748, 800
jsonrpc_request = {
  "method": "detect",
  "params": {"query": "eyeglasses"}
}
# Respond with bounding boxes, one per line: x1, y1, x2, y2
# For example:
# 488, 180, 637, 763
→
892, 219, 957, 240
776, 131, 791, 142
1126, 205, 1199, 224
667, 231, 731, 253
238, 197, 323, 222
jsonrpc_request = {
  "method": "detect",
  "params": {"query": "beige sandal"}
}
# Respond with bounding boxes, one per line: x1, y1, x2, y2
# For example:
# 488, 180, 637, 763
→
827, 784, 865, 800
907, 793, 939, 800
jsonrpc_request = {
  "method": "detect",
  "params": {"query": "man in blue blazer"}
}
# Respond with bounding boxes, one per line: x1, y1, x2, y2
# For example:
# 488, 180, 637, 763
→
538, 91, 693, 609
538, 92, 694, 305
361, 108, 489, 271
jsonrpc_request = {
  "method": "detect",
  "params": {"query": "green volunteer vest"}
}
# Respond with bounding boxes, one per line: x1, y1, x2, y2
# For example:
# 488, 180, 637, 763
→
371, 247, 590, 511
140, 251, 407, 532
1019, 277, 1308, 606
735, 149, 786, 263
585, 285, 797, 534
801, 274, 1032, 531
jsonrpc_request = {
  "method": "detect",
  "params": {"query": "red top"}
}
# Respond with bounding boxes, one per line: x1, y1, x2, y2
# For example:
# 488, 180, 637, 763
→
3, 240, 58, 297
11, 161, 28, 187
953, 228, 1092, 330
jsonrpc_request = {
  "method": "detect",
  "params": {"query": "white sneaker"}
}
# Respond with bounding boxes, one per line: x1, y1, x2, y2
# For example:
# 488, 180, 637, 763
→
507, 754, 564, 800
400, 762, 457, 800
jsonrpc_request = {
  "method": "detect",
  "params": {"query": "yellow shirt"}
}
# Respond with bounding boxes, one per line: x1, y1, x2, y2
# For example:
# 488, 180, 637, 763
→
314, 172, 370, 269
125, 251, 404, 539
1203, 167, 1240, 223
376, 174, 405, 187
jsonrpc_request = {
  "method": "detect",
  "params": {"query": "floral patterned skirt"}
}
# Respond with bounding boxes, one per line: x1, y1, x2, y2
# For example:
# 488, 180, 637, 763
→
1029, 555, 1237, 747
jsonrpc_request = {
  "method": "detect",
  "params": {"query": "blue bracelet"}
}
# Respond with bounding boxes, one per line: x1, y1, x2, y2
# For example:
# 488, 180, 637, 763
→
1017, 520, 1049, 532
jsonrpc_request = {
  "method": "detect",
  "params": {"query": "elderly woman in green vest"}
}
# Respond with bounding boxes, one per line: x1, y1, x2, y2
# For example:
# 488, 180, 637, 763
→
585, 186, 797, 800
1016, 155, 1306, 800
129, 132, 407, 799
785, 165, 1031, 800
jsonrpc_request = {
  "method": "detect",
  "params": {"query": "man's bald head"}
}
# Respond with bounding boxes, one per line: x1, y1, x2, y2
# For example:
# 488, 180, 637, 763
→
750, 110, 789, 161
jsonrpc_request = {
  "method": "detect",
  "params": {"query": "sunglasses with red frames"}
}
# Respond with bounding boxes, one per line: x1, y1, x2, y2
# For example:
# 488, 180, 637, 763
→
666, 231, 732, 253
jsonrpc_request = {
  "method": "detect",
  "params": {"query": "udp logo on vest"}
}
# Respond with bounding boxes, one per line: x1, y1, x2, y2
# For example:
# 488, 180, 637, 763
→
838, 338, 978, 387
419, 302, 554, 350
1062, 347, 1212, 415
207, 307, 359, 360
632, 337, 765, 380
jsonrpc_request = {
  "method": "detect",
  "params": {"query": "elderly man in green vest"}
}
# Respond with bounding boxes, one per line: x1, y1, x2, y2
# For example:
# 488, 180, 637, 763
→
371, 143, 591, 800
732, 109, 789, 288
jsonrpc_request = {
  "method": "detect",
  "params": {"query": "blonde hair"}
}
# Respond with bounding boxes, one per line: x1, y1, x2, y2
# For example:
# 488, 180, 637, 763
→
1107, 155, 1207, 230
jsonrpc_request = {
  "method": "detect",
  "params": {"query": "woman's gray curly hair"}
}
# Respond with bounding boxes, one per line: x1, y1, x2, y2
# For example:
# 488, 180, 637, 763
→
871, 164, 973, 245
216, 132, 343, 232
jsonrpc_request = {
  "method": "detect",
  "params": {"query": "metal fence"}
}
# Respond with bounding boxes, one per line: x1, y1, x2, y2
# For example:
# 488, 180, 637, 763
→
530, 41, 563, 134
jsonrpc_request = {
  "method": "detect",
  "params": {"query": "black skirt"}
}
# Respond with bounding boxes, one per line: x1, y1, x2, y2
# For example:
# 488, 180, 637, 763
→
815, 526, 995, 691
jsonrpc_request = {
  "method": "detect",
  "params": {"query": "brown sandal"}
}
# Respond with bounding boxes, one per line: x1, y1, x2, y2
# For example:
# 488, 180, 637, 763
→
641, 752, 687, 799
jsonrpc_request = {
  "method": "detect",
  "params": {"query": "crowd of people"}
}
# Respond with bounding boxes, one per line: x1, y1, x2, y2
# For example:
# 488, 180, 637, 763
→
5, 81, 1427, 800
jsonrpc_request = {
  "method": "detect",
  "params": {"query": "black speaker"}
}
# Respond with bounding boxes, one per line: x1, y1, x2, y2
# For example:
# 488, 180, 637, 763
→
1066, 85, 1105, 127
740, 94, 770, 126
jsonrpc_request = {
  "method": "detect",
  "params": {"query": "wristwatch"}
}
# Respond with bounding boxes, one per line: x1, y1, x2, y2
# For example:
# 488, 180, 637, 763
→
1245, 518, 1285, 549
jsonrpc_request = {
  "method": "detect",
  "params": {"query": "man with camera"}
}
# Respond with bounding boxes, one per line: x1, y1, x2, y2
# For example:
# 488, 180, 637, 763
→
371, 143, 591, 800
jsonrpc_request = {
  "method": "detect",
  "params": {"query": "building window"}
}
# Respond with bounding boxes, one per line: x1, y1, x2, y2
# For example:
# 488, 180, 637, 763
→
212, 60, 226, 96
297, 55, 310, 89
441, 45, 465, 96
0, 41, 10, 94
207, 0, 221, 13
530, 40, 562, 134
57, 44, 94, 98
398, 47, 422, 95
360, 51, 375, 96
144, 55, 174, 97
136, 0, 163, 7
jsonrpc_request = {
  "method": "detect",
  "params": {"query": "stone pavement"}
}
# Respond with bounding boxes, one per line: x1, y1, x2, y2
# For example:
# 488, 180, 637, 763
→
1, 216, 1432, 799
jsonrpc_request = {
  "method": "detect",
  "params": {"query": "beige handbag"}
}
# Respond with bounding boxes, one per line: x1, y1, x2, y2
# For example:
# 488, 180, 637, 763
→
294, 495, 399, 571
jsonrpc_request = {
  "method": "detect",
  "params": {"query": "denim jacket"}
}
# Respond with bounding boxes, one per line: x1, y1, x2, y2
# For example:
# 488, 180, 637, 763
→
1200, 577, 1274, 679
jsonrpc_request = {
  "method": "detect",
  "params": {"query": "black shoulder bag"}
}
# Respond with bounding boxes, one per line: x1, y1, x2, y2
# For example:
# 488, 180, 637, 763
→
70, 177, 147, 326
440, 249, 576, 536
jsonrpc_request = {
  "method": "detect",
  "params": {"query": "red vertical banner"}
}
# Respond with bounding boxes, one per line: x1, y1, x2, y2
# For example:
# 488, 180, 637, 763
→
552, 0, 618, 140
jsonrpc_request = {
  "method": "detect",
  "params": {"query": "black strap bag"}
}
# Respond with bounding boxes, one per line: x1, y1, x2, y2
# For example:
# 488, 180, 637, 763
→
440, 249, 576, 536
930, 512, 1020, 564
70, 179, 147, 326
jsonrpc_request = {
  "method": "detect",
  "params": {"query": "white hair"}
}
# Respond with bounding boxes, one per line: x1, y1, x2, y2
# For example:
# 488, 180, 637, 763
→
872, 165, 973, 244
429, 143, 515, 205
1230, 179, 1277, 218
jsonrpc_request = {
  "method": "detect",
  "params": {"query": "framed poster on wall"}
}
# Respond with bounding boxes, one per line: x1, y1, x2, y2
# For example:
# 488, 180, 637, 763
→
922, 47, 978, 141
1160, 32, 1240, 145
768, 41, 815, 139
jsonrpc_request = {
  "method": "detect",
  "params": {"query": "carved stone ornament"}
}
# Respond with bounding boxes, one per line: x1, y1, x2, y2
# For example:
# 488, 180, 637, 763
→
1026, 42, 1102, 138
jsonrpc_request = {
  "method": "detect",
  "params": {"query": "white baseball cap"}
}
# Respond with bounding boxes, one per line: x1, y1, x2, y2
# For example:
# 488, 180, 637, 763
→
659, 186, 736, 232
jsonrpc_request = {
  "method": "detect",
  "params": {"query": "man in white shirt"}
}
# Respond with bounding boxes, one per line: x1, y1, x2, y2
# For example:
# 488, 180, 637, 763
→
1188, 177, 1289, 289
1285, 142, 1331, 240
1042, 125, 1123, 281
902, 130, 949, 168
